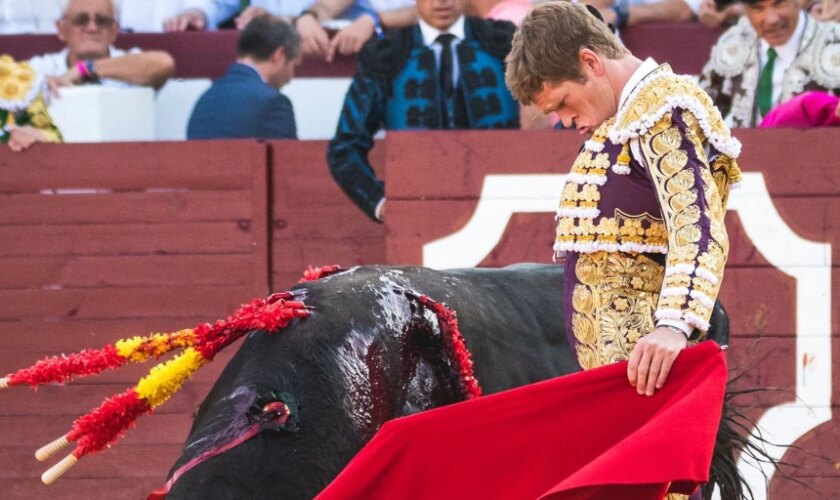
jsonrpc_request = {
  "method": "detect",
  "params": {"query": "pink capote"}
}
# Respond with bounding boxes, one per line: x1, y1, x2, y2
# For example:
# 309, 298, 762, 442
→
316, 341, 727, 500
760, 91, 840, 128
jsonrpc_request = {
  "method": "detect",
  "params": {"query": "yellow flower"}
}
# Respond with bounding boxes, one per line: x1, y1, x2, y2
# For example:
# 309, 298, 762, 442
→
2, 81, 22, 100
16, 70, 32, 84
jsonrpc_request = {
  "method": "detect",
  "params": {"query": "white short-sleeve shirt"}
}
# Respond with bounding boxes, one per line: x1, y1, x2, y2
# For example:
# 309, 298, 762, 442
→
28, 46, 144, 88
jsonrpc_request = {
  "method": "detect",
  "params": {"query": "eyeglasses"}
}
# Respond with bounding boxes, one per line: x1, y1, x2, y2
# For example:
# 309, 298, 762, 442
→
64, 13, 116, 29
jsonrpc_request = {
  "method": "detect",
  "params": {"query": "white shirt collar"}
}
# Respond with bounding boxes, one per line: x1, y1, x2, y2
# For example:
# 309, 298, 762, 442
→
618, 57, 659, 112
418, 16, 466, 47
759, 10, 806, 63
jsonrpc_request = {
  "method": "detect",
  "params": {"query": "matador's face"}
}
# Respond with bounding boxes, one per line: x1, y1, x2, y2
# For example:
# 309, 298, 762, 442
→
530, 49, 617, 135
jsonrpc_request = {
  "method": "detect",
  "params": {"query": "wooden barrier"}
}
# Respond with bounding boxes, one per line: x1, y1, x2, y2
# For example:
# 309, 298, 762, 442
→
3, 22, 720, 78
0, 139, 382, 499
269, 140, 386, 289
0, 128, 836, 498
0, 141, 271, 499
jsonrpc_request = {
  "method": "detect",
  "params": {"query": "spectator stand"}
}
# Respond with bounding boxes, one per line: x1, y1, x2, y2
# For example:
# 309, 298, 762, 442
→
3, 24, 720, 141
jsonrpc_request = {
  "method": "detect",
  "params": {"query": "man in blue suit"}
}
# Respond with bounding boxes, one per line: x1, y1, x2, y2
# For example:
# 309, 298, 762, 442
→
187, 15, 299, 140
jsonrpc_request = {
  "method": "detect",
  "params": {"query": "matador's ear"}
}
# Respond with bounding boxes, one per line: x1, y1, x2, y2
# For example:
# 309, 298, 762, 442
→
584, 4, 617, 34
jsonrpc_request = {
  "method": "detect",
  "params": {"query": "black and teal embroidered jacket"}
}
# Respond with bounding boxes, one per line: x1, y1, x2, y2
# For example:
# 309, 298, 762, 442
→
327, 17, 520, 221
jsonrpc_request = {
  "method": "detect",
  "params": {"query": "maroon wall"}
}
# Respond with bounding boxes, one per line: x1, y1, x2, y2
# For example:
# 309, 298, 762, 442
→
0, 139, 380, 499
1, 129, 837, 498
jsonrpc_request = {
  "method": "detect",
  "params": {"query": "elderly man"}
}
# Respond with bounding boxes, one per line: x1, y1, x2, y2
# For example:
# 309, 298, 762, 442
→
28, 0, 175, 94
700, 0, 840, 127
187, 15, 300, 140
506, 1, 741, 406
327, 0, 520, 221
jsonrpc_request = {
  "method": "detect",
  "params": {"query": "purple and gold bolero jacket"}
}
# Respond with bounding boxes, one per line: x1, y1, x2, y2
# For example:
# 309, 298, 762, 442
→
555, 64, 742, 335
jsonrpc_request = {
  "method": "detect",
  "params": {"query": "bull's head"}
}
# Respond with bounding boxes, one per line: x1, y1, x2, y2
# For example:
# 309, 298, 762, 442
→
158, 267, 481, 499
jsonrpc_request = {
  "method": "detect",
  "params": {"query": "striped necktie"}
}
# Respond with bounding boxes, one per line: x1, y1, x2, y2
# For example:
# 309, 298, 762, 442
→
757, 47, 777, 116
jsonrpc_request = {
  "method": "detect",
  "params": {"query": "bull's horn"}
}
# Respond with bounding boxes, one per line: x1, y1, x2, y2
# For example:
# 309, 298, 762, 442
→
0, 376, 9, 389
36, 434, 71, 462
41, 454, 78, 485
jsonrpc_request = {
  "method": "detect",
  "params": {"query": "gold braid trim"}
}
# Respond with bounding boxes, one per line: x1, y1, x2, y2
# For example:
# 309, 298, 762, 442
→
639, 110, 730, 332
609, 65, 742, 186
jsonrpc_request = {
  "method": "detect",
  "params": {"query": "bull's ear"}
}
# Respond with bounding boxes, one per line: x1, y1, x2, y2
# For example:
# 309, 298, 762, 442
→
248, 391, 300, 432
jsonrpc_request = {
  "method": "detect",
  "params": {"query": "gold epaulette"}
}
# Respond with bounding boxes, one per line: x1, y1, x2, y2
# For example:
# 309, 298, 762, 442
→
608, 65, 742, 166
0, 55, 45, 112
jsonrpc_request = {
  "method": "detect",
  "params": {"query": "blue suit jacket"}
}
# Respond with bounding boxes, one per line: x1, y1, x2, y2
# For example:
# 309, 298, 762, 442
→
187, 63, 297, 140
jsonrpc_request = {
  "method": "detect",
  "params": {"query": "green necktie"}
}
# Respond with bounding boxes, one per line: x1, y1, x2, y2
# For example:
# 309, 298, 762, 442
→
240, 0, 250, 9
757, 47, 777, 116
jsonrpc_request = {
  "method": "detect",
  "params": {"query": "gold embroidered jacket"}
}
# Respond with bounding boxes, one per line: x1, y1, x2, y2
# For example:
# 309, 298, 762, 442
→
556, 64, 742, 334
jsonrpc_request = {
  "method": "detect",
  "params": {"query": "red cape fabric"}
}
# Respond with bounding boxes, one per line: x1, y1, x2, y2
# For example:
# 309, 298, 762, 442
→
316, 341, 726, 500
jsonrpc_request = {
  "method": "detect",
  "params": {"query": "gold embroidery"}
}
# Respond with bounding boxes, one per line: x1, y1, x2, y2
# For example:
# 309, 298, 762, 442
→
640, 109, 730, 329
615, 68, 733, 156
571, 252, 665, 368
555, 212, 667, 249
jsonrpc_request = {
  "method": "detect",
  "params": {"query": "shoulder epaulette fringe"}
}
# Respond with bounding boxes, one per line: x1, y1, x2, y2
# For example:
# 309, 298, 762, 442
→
608, 67, 742, 160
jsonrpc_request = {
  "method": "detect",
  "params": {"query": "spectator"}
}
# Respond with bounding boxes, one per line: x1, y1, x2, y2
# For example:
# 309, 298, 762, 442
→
187, 15, 299, 140
696, 0, 743, 28
28, 0, 175, 95
117, 0, 205, 32
700, 0, 840, 127
0, 55, 62, 151
470, 0, 532, 24
0, 0, 63, 34
327, 0, 519, 221
170, 0, 417, 60
323, 0, 418, 61
590, 0, 695, 29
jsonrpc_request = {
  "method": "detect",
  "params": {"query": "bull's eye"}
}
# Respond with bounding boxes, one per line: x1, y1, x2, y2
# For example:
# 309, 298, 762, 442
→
261, 401, 291, 425
248, 390, 300, 432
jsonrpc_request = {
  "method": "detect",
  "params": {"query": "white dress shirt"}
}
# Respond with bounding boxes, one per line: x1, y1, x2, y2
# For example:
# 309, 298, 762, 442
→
418, 15, 465, 90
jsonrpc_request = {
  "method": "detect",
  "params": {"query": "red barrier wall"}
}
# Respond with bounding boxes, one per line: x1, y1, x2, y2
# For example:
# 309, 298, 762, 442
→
0, 141, 271, 498
0, 140, 380, 499
0, 129, 836, 498
269, 140, 386, 289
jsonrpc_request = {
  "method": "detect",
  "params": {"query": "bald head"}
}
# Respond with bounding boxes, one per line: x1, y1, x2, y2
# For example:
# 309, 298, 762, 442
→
62, 0, 116, 18
58, 0, 119, 62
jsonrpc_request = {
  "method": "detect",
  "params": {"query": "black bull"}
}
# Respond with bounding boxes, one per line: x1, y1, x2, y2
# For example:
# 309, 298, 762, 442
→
163, 264, 731, 499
